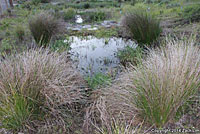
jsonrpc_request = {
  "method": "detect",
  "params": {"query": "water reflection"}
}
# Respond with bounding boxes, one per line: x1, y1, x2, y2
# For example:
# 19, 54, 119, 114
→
68, 36, 137, 76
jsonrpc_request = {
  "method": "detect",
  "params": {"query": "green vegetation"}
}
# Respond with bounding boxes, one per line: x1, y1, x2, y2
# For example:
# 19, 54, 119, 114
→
83, 3, 90, 9
15, 25, 25, 41
80, 10, 107, 23
64, 1, 119, 9
117, 46, 143, 66
181, 4, 200, 22
0, 38, 14, 56
85, 73, 112, 89
0, 0, 200, 133
50, 39, 71, 52
122, 10, 162, 46
63, 8, 76, 21
95, 27, 118, 38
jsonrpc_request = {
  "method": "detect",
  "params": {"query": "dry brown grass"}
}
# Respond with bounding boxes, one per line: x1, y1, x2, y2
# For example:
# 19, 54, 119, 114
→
84, 38, 200, 132
83, 71, 144, 134
133, 38, 200, 127
0, 49, 87, 132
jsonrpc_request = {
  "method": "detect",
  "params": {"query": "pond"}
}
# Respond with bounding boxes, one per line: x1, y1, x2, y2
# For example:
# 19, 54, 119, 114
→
68, 36, 137, 76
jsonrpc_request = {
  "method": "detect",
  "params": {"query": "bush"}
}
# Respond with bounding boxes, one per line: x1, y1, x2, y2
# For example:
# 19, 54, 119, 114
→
32, 0, 50, 4
181, 5, 200, 22
63, 8, 76, 21
41, 0, 51, 3
31, 0, 41, 5
84, 3, 90, 9
29, 12, 62, 47
15, 25, 25, 41
88, 11, 106, 22
0, 38, 13, 55
0, 49, 85, 131
122, 3, 147, 15
122, 10, 162, 46
132, 39, 200, 127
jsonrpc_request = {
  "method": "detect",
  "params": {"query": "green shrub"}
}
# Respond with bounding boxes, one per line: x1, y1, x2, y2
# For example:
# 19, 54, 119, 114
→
50, 39, 71, 52
122, 5, 135, 14
31, 0, 41, 5
95, 28, 118, 38
85, 73, 111, 89
122, 3, 147, 14
181, 5, 200, 22
41, 0, 51, 3
0, 38, 13, 56
29, 12, 62, 47
88, 11, 106, 22
122, 10, 162, 46
80, 10, 108, 23
15, 25, 25, 41
132, 39, 200, 127
84, 3, 90, 9
32, 0, 50, 4
63, 8, 76, 21
0, 49, 85, 131
117, 46, 143, 66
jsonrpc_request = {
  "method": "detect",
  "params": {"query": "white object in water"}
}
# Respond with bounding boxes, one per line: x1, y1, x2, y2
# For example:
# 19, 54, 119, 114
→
75, 15, 83, 24
88, 27, 98, 31
63, 40, 68, 43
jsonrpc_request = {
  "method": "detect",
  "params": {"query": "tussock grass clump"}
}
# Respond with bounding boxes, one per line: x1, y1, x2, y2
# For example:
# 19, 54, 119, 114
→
0, 49, 85, 131
29, 12, 62, 47
132, 39, 200, 127
121, 11, 162, 46
85, 39, 200, 131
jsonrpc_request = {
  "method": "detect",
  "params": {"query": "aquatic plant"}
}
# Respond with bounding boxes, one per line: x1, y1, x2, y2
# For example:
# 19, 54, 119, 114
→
85, 73, 111, 89
50, 39, 71, 52
117, 46, 143, 66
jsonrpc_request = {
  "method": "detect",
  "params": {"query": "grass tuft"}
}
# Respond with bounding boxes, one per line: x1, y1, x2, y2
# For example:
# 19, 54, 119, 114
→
121, 10, 162, 46
29, 12, 62, 47
0, 49, 85, 131
132, 39, 200, 127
